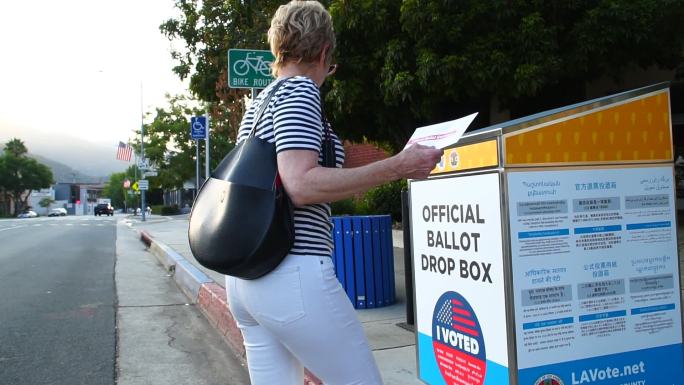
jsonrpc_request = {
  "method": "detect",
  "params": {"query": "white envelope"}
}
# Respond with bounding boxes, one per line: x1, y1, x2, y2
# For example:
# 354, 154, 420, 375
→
404, 112, 478, 149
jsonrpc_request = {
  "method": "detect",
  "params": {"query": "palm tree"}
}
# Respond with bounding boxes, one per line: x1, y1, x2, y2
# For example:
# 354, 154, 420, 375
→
4, 138, 28, 157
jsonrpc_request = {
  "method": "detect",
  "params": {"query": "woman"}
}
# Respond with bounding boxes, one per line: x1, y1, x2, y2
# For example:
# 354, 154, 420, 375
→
225, 1, 443, 384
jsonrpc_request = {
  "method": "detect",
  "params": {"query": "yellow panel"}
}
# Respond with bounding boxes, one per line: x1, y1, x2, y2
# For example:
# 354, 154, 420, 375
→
504, 91, 672, 165
431, 140, 498, 175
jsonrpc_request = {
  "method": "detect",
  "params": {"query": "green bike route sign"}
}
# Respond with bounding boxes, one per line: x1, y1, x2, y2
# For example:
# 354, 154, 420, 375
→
228, 49, 275, 89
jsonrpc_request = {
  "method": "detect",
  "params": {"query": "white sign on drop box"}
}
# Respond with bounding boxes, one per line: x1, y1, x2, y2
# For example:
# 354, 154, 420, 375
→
404, 112, 478, 150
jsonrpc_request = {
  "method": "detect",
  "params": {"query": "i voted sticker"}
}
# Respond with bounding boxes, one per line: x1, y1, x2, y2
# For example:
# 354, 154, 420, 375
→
432, 291, 486, 385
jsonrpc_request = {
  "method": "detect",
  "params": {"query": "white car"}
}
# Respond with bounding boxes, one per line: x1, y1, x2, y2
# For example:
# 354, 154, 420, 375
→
17, 210, 38, 218
48, 208, 67, 217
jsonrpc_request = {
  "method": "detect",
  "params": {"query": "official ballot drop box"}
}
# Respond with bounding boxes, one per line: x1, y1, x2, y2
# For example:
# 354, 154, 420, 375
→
409, 83, 684, 385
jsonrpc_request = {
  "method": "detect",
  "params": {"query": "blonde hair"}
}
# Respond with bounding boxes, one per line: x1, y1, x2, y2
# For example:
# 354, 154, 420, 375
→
268, 1, 336, 76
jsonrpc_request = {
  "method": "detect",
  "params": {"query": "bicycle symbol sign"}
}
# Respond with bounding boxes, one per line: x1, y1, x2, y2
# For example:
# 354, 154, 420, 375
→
228, 49, 275, 89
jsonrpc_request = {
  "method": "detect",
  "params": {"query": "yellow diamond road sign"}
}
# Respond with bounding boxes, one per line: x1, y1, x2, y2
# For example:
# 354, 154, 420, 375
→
132, 181, 139, 192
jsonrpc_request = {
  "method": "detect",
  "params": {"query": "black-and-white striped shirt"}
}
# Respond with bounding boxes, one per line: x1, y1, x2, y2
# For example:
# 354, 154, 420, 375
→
236, 76, 345, 257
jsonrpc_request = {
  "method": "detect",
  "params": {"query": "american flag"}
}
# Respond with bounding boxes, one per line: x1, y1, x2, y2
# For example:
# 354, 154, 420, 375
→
436, 298, 480, 337
116, 141, 133, 162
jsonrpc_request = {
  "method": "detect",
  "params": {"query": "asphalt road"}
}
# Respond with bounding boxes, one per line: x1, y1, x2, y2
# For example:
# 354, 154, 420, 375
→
0, 215, 117, 385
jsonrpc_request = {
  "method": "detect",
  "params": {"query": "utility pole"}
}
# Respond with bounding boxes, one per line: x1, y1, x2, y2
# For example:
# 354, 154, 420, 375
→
140, 82, 146, 222
205, 107, 210, 182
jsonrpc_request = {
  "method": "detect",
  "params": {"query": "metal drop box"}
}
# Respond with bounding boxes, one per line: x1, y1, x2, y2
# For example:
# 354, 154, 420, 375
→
408, 83, 684, 385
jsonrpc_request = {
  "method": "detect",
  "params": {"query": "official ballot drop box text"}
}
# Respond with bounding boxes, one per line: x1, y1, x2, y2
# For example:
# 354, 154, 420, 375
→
409, 83, 684, 385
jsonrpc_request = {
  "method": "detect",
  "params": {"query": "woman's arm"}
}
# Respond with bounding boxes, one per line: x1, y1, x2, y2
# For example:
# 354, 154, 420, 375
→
278, 144, 444, 207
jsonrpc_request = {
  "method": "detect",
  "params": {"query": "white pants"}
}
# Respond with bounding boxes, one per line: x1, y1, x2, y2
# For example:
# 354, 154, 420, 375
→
225, 254, 383, 385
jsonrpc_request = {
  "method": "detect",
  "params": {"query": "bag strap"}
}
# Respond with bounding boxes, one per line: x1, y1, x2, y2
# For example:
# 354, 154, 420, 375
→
319, 91, 336, 168
319, 92, 331, 142
248, 78, 289, 138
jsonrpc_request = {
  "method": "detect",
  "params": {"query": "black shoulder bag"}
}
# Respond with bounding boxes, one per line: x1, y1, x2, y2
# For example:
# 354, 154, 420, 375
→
188, 79, 294, 279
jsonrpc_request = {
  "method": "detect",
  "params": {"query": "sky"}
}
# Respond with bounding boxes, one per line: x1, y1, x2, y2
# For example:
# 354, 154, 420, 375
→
0, 0, 189, 147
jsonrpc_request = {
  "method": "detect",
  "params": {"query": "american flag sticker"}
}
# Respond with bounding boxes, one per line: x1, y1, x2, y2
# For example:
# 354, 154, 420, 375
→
534, 374, 564, 385
432, 291, 487, 385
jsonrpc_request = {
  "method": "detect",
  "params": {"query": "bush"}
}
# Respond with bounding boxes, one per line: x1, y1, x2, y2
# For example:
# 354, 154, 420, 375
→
331, 197, 371, 217
330, 180, 407, 222
151, 205, 164, 215
161, 205, 180, 215
330, 199, 356, 216
359, 179, 407, 222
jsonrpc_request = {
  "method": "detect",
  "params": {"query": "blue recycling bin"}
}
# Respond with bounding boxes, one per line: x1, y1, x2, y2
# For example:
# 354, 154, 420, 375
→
330, 215, 396, 309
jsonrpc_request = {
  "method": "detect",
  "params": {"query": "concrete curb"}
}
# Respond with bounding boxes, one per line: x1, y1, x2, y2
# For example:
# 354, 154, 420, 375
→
138, 230, 323, 385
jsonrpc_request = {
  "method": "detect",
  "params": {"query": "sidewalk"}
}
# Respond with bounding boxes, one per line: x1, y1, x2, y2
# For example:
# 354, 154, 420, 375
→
127, 214, 684, 385
127, 215, 422, 385
116, 219, 251, 385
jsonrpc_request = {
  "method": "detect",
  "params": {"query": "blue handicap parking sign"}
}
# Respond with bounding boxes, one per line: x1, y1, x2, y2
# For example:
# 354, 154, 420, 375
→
191, 116, 207, 139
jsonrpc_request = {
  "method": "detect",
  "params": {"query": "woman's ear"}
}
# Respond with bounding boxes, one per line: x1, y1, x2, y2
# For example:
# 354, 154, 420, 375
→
319, 44, 330, 65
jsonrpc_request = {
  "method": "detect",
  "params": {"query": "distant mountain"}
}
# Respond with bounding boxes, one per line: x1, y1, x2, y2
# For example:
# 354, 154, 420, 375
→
29, 154, 105, 184
0, 128, 130, 178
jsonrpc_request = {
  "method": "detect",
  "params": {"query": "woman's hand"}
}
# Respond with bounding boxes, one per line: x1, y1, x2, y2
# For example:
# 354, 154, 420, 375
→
278, 144, 443, 207
392, 144, 444, 180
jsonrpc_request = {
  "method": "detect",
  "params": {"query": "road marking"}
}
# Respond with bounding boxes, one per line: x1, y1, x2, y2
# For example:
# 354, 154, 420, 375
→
97, 224, 104, 226
80, 224, 89, 226
0, 225, 27, 233
33, 224, 42, 227
66, 223, 73, 226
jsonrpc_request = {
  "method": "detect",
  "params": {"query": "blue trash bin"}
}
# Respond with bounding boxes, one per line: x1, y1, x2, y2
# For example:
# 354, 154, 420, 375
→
330, 215, 396, 308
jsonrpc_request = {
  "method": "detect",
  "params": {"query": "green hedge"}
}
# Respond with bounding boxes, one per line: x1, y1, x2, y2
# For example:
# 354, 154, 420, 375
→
330, 198, 354, 216
151, 205, 164, 215
330, 179, 407, 223
161, 205, 180, 215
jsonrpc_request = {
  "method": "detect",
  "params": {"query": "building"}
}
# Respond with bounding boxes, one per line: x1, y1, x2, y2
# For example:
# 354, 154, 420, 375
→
27, 187, 58, 216
53, 182, 106, 216
163, 180, 197, 213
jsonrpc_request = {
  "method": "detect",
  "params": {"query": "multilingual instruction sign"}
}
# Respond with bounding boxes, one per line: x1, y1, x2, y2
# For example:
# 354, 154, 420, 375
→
507, 166, 684, 385
411, 172, 510, 385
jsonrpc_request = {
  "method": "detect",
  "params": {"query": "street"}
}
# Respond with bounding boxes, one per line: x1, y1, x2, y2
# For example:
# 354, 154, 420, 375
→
0, 215, 117, 384
0, 215, 250, 385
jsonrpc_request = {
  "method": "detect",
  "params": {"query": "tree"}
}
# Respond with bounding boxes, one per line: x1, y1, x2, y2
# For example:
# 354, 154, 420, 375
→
0, 156, 9, 216
163, 1, 684, 153
325, 0, 413, 150
103, 171, 127, 210
39, 197, 55, 212
0, 139, 54, 214
3, 138, 28, 157
0, 138, 54, 214
326, 0, 684, 151
161, 0, 284, 102
129, 95, 235, 192
160, 0, 288, 140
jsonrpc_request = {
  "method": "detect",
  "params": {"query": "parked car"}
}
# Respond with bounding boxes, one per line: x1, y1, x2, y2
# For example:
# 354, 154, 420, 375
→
94, 203, 114, 216
48, 208, 67, 217
17, 210, 38, 218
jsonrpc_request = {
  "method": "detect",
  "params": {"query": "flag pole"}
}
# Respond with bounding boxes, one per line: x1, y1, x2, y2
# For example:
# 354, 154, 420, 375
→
123, 148, 128, 215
